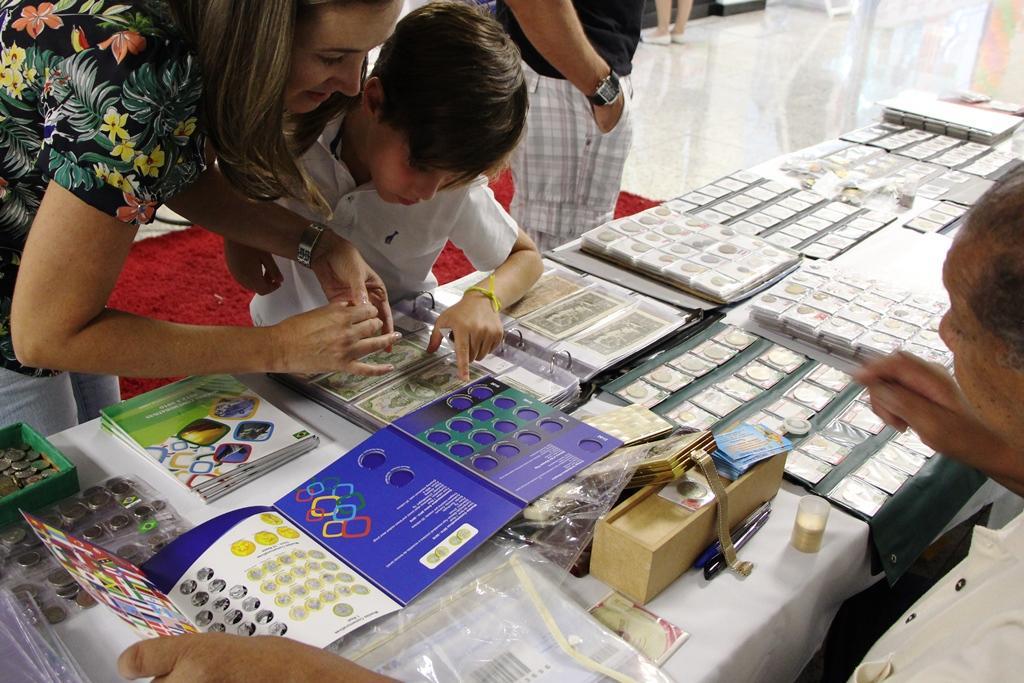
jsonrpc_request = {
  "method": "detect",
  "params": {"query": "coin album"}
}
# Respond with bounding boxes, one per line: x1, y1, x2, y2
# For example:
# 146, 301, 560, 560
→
23, 378, 620, 645
275, 311, 586, 431
428, 263, 695, 380
0, 476, 189, 625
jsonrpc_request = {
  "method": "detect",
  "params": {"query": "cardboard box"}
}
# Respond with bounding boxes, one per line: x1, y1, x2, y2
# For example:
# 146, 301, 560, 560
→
0, 423, 79, 526
591, 453, 786, 604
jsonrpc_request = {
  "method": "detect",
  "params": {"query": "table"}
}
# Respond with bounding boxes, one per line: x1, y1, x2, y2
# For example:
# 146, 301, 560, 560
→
44, 144, 1014, 683
46, 368, 1007, 683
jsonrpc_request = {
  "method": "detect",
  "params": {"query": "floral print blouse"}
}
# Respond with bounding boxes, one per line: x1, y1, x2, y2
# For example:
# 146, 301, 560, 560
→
0, 0, 206, 376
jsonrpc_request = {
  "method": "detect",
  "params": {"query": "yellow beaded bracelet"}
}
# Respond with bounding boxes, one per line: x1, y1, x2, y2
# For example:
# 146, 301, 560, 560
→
465, 274, 501, 312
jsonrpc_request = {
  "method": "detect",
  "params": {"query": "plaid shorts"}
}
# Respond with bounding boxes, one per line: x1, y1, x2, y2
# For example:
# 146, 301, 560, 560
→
509, 64, 634, 252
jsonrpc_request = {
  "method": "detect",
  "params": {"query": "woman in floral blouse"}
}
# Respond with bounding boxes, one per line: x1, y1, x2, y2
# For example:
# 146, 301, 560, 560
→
0, 0, 403, 434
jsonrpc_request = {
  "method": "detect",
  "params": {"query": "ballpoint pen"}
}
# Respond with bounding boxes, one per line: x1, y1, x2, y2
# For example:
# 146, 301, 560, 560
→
694, 500, 772, 569
703, 505, 773, 580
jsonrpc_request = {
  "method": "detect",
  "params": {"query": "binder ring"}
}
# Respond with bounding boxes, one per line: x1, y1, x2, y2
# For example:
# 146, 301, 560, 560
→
507, 328, 525, 349
414, 291, 436, 311
549, 350, 573, 372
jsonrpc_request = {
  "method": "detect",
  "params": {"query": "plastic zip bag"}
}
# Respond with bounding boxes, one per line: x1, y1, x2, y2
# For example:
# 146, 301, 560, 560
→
344, 551, 671, 683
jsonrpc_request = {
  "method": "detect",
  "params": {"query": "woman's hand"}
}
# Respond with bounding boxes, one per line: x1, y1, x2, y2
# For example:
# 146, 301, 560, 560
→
223, 239, 283, 295
427, 293, 505, 380
310, 231, 393, 338
270, 301, 401, 375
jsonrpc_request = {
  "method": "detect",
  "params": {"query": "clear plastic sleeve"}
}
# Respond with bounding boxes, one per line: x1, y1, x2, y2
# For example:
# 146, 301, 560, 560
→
340, 551, 671, 683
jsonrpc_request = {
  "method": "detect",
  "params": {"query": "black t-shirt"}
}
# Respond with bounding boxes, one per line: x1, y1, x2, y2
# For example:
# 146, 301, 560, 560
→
496, 0, 644, 79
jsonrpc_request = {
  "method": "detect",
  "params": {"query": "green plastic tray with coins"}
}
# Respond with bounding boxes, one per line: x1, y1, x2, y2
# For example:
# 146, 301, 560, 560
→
0, 423, 79, 526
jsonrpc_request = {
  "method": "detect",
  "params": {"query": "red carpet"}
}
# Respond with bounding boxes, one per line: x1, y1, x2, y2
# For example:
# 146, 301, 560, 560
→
110, 172, 660, 398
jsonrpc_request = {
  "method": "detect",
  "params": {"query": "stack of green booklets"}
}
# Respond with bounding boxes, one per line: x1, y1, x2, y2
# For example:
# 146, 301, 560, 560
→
101, 375, 319, 502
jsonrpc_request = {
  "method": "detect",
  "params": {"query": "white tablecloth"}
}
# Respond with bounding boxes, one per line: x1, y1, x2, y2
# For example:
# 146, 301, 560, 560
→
38, 371, 894, 683
42, 159, 1011, 683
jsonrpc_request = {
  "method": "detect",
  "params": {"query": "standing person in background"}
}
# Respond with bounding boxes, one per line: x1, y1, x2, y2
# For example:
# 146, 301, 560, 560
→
496, 0, 643, 252
643, 0, 694, 45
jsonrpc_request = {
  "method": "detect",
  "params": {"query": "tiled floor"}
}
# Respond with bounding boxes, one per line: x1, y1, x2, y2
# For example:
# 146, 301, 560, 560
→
623, 0, 1024, 201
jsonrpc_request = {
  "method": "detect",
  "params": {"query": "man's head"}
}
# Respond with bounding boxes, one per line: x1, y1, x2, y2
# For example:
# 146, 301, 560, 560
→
356, 1, 527, 205
940, 166, 1024, 441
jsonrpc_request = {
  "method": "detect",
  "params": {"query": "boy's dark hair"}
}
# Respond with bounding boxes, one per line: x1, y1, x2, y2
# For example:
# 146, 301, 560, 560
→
961, 165, 1024, 368
369, 1, 527, 186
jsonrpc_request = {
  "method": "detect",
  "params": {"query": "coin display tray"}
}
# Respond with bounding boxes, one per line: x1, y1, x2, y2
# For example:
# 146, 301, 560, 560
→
901, 138, 992, 168
601, 320, 944, 521
580, 203, 800, 303
840, 122, 910, 145
958, 148, 1021, 178
0, 476, 189, 624
894, 134, 976, 162
603, 322, 828, 431
902, 201, 967, 234
677, 165, 896, 261
748, 262, 952, 368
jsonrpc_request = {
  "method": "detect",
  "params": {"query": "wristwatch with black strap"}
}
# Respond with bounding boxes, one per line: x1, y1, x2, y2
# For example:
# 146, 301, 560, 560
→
588, 70, 621, 107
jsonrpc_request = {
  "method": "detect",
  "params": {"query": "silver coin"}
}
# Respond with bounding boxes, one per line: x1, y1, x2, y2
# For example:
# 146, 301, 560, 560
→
11, 460, 31, 471
0, 527, 27, 546
58, 502, 88, 522
15, 550, 41, 568
108, 479, 134, 496
56, 583, 81, 600
108, 514, 131, 531
6, 449, 28, 462
47, 568, 76, 588
268, 622, 287, 636
82, 525, 105, 542
44, 606, 67, 624
117, 545, 144, 563
85, 490, 112, 510
0, 458, 10, 471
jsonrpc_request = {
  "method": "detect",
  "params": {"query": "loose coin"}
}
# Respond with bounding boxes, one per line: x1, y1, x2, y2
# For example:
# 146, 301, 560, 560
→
44, 606, 67, 624
75, 591, 97, 608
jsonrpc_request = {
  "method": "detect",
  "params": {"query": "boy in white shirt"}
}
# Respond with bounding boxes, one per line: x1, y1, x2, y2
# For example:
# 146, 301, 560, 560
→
228, 2, 542, 380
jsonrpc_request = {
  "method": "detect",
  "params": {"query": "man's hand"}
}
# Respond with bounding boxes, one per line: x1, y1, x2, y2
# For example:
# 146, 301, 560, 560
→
118, 633, 393, 683
856, 352, 1009, 462
310, 231, 393, 340
223, 240, 283, 295
427, 294, 505, 381
591, 92, 625, 134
